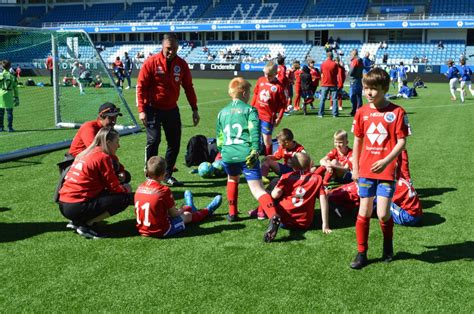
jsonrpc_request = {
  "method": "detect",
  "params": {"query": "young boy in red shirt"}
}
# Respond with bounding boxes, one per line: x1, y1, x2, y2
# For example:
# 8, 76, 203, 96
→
270, 152, 332, 234
350, 68, 410, 269
134, 156, 222, 238
317, 129, 353, 186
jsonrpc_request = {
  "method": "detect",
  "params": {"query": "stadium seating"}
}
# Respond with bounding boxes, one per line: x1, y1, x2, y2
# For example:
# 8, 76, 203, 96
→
113, 0, 211, 22
40, 4, 122, 25
429, 0, 474, 17
304, 0, 368, 18
185, 43, 311, 64
99, 44, 191, 65
203, 0, 306, 20
0, 6, 22, 26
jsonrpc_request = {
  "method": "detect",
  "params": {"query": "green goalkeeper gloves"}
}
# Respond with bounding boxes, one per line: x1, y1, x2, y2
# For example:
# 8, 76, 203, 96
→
13, 97, 19, 107
245, 149, 259, 169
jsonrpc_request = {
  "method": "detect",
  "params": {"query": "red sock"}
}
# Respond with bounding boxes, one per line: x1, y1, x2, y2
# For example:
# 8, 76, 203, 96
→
182, 205, 193, 213
323, 171, 332, 185
314, 166, 326, 176
227, 181, 239, 216
265, 145, 272, 156
191, 209, 209, 223
258, 193, 277, 218
356, 214, 370, 253
380, 216, 394, 241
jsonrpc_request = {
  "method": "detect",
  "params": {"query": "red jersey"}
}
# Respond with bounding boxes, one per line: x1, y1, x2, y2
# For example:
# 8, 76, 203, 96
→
392, 178, 423, 217
337, 64, 346, 89
273, 142, 305, 165
277, 64, 289, 88
251, 77, 286, 123
397, 149, 411, 181
59, 147, 127, 203
114, 60, 124, 69
352, 103, 409, 181
294, 69, 302, 91
326, 147, 353, 170
310, 67, 321, 89
327, 181, 359, 210
134, 179, 176, 237
286, 68, 296, 85
68, 120, 103, 157
320, 59, 338, 87
46, 56, 53, 70
276, 171, 326, 229
136, 51, 197, 112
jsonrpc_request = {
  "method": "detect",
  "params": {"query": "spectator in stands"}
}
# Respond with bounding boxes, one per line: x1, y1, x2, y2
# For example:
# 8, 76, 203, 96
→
71, 61, 85, 95
203, 46, 209, 53
421, 55, 429, 64
412, 55, 420, 64
136, 32, 199, 187
437, 41, 444, 49
362, 52, 374, 74
123, 51, 134, 89
318, 51, 339, 118
382, 41, 388, 49
328, 36, 334, 44
207, 53, 214, 61
382, 53, 389, 64
46, 54, 54, 86
324, 42, 331, 52
349, 49, 364, 116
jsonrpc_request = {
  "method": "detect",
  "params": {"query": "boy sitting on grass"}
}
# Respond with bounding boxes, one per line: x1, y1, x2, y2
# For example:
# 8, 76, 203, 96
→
316, 129, 353, 186
134, 156, 222, 238
251, 152, 332, 241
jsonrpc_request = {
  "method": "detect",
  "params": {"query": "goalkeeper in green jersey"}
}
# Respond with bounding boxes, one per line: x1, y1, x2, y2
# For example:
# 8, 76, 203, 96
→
216, 77, 281, 242
0, 60, 19, 132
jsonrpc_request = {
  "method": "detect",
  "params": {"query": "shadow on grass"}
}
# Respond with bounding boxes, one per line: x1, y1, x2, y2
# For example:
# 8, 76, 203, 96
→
417, 212, 446, 227
0, 221, 67, 243
274, 229, 308, 242
0, 159, 43, 170
167, 222, 246, 239
417, 187, 457, 198
420, 199, 441, 209
178, 179, 228, 188
172, 190, 222, 201
0, 207, 11, 212
396, 241, 474, 263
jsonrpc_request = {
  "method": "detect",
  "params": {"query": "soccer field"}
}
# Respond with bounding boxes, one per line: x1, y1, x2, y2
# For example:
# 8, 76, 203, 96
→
0, 78, 473, 312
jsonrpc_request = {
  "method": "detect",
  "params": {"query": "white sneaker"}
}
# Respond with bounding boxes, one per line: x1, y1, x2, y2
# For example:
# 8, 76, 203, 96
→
76, 226, 103, 239
125, 86, 130, 90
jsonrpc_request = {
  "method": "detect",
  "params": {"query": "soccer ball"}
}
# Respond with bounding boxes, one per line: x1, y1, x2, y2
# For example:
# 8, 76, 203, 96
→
212, 159, 226, 177
287, 104, 293, 112
198, 162, 214, 178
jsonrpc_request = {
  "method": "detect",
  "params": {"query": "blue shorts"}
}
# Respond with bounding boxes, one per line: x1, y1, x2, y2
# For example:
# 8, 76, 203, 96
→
222, 160, 262, 181
260, 120, 274, 136
390, 203, 421, 226
358, 177, 395, 198
164, 216, 186, 236
278, 163, 293, 175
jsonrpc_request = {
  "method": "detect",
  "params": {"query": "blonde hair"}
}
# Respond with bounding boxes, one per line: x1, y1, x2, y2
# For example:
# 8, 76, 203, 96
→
76, 127, 119, 159
146, 156, 166, 178
334, 129, 348, 140
263, 61, 277, 76
228, 77, 251, 99
290, 152, 311, 171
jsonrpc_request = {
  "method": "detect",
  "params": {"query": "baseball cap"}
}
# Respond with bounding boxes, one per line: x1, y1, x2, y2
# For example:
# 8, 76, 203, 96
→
98, 102, 122, 117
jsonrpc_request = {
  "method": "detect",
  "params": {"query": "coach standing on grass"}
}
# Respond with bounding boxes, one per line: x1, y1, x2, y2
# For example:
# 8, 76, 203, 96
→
136, 33, 199, 187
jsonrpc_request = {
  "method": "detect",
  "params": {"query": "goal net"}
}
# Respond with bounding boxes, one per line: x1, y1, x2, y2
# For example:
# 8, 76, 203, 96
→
0, 26, 140, 162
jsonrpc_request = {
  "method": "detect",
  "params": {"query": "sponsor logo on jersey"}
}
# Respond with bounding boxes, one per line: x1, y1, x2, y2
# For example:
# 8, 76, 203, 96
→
174, 65, 181, 74
384, 112, 396, 123
367, 122, 388, 145
370, 112, 385, 117
259, 89, 270, 102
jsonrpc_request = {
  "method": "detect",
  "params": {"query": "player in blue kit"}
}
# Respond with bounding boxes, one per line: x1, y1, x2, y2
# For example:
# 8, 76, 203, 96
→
459, 58, 473, 103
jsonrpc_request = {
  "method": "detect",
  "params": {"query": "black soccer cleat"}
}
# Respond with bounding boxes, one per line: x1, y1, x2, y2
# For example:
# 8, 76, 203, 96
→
226, 214, 239, 222
264, 215, 281, 243
350, 252, 368, 270
382, 239, 394, 263
165, 176, 184, 187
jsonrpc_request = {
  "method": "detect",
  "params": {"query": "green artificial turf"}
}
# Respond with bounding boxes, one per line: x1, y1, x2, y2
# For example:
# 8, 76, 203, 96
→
0, 79, 473, 312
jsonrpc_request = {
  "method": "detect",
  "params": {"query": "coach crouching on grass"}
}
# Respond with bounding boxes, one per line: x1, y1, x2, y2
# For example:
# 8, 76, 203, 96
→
136, 32, 200, 187
58, 128, 134, 239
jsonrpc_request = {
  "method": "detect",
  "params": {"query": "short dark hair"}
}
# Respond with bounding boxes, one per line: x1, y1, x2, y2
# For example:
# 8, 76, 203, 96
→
277, 128, 294, 142
363, 68, 390, 91
163, 33, 178, 42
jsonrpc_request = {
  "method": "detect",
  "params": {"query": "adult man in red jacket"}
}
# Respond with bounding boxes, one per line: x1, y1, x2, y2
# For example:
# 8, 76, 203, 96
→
136, 33, 200, 186
318, 51, 339, 117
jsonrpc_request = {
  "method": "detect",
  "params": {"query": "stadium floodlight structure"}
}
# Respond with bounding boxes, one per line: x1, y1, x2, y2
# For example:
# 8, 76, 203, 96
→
0, 26, 140, 162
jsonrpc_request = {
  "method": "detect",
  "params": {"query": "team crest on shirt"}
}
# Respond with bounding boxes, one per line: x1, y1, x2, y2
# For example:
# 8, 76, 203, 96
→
174, 65, 181, 74
384, 112, 396, 123
157, 66, 164, 74
270, 85, 277, 92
